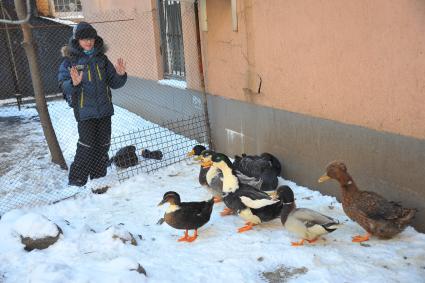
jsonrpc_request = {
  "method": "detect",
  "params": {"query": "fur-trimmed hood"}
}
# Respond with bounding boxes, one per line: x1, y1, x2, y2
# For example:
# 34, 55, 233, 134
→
61, 36, 108, 59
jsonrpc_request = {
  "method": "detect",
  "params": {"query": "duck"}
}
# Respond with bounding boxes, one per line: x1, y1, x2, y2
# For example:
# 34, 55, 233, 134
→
200, 150, 263, 203
210, 153, 283, 232
232, 152, 281, 191
158, 191, 214, 242
188, 145, 210, 184
199, 150, 223, 202
187, 144, 207, 161
318, 161, 416, 242
276, 185, 341, 246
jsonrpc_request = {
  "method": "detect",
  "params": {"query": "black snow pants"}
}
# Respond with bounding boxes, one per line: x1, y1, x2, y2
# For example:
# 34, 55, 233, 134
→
68, 116, 111, 186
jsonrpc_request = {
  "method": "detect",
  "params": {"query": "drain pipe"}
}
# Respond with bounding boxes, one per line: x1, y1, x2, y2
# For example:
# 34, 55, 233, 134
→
194, 0, 213, 150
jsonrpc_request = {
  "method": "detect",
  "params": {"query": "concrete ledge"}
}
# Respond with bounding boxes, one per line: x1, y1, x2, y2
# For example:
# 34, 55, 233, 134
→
112, 76, 204, 124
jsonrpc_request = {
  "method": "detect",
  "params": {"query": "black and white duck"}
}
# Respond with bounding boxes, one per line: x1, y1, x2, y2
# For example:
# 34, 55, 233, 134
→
276, 185, 341, 246
158, 191, 214, 242
232, 152, 281, 191
210, 153, 283, 232
200, 150, 263, 203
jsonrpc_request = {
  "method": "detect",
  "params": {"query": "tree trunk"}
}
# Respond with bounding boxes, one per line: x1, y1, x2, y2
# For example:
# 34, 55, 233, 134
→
14, 0, 68, 170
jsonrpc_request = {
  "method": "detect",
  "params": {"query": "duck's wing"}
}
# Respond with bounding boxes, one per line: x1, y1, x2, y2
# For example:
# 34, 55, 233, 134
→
354, 191, 405, 220
199, 166, 209, 185
236, 185, 279, 209
260, 153, 282, 175
209, 175, 223, 193
291, 208, 339, 226
180, 199, 214, 217
235, 170, 263, 190
233, 155, 271, 177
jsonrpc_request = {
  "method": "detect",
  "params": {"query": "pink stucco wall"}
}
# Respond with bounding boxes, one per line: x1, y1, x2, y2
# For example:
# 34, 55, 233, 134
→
201, 0, 425, 139
81, 0, 162, 81
80, 0, 202, 90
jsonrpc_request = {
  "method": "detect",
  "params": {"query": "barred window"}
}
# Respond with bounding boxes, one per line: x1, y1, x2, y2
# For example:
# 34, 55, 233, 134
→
53, 0, 82, 13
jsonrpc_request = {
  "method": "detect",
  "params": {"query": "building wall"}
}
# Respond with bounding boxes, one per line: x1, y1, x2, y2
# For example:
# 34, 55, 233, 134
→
199, 0, 425, 232
81, 0, 162, 81
81, 0, 202, 89
35, 0, 51, 16
207, 94, 425, 232
201, 0, 425, 140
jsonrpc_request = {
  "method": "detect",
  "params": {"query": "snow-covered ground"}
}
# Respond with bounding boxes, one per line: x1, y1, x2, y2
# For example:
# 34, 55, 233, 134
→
0, 100, 424, 283
0, 100, 156, 213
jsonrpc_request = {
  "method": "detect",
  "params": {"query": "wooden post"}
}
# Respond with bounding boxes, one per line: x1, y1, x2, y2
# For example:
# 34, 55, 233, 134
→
14, 0, 68, 170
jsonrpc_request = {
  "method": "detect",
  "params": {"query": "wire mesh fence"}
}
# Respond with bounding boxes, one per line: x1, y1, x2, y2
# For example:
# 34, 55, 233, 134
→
110, 113, 208, 181
0, 1, 210, 215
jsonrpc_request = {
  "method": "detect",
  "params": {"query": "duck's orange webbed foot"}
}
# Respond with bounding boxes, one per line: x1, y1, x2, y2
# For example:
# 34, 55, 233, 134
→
237, 222, 255, 233
291, 239, 305, 246
352, 233, 370, 243
220, 207, 233, 216
213, 196, 222, 203
186, 229, 198, 242
178, 230, 189, 242
307, 238, 318, 244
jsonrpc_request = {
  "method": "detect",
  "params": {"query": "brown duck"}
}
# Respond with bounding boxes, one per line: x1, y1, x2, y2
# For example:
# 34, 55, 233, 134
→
318, 161, 416, 242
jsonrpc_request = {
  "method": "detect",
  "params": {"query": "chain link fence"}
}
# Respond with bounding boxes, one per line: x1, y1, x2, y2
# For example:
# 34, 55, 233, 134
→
0, 0, 211, 215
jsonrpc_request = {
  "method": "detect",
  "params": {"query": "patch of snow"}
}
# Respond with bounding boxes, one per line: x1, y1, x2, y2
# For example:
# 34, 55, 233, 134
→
13, 212, 58, 238
0, 100, 424, 282
39, 16, 78, 27
158, 79, 187, 89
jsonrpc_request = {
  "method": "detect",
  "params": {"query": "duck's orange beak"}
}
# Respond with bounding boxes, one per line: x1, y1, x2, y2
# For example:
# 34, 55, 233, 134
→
187, 150, 202, 160
201, 160, 213, 168
318, 174, 331, 183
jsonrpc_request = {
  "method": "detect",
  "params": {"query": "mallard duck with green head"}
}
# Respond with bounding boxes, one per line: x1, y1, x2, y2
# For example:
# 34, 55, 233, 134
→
209, 153, 283, 233
276, 185, 341, 246
200, 149, 262, 204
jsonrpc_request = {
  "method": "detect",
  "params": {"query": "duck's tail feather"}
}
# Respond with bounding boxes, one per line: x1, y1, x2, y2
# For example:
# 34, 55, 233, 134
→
397, 208, 417, 228
322, 220, 341, 233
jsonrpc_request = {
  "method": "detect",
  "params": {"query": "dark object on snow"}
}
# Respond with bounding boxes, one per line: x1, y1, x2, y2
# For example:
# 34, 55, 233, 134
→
21, 225, 63, 251
109, 145, 139, 168
131, 264, 147, 276
91, 185, 111, 194
141, 149, 163, 160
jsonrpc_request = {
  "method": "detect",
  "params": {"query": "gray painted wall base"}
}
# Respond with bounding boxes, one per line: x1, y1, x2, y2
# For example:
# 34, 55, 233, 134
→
112, 77, 205, 125
207, 95, 425, 233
